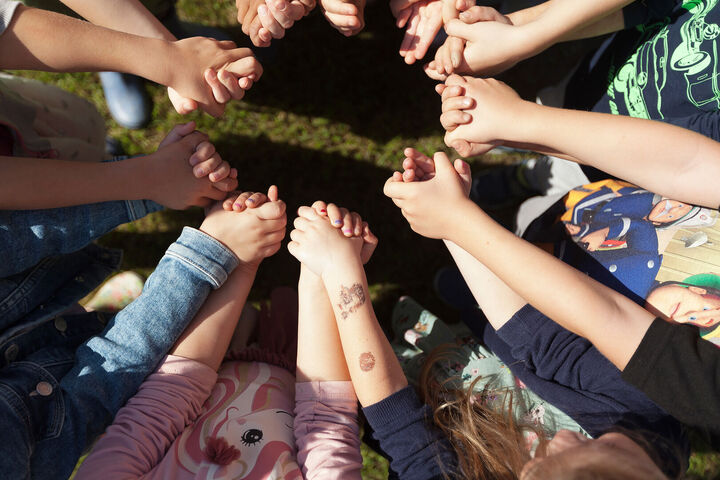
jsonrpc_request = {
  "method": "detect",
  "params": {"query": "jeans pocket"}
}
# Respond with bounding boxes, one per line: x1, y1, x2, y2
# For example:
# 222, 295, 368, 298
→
0, 360, 69, 443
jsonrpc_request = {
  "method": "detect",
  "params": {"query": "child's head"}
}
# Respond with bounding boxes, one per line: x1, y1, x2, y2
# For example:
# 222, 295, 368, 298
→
173, 361, 301, 479
521, 430, 667, 480
646, 275, 720, 329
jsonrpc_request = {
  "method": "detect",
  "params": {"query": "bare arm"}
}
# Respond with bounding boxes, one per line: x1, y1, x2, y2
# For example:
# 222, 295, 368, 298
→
385, 153, 655, 371
507, 0, 627, 40
170, 263, 257, 371
449, 201, 653, 370
58, 0, 175, 40
443, 76, 720, 209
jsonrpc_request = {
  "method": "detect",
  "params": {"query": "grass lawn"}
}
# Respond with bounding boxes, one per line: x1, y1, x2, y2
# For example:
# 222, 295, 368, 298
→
18, 0, 720, 478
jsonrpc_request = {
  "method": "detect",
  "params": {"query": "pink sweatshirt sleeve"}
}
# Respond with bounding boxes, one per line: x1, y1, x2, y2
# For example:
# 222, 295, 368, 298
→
294, 381, 363, 480
75, 355, 218, 479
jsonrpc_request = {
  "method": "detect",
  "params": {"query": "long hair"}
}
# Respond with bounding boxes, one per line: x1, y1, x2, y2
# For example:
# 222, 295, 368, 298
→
418, 347, 549, 480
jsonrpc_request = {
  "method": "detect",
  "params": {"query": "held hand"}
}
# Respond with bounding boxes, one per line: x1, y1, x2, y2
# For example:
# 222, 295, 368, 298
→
319, 0, 365, 36
396, 0, 443, 64
399, 147, 471, 196
383, 151, 471, 239
424, 7, 520, 79
169, 38, 263, 116
299, 201, 378, 263
145, 130, 238, 210
257, 0, 307, 44
439, 75, 525, 156
288, 205, 377, 276
160, 122, 239, 187
201, 185, 287, 268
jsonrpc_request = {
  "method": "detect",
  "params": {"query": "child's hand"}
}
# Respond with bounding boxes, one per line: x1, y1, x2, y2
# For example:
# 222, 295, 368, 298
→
201, 185, 287, 268
384, 151, 471, 239
439, 75, 525, 157
301, 201, 378, 263
288, 204, 376, 277
257, 0, 308, 44
424, 7, 518, 80
168, 38, 263, 117
392, 0, 466, 64
159, 122, 238, 186
399, 147, 472, 195
143, 129, 238, 210
319, 0, 365, 36
237, 0, 270, 46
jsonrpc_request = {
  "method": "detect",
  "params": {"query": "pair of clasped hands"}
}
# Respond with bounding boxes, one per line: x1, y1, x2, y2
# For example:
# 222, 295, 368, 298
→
199, 185, 378, 279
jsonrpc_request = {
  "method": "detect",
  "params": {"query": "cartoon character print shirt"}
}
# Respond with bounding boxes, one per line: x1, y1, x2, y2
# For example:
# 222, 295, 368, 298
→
534, 179, 720, 346
572, 0, 720, 139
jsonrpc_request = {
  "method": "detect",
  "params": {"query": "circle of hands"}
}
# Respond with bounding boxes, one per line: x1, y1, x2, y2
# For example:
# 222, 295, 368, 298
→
175, 0, 533, 265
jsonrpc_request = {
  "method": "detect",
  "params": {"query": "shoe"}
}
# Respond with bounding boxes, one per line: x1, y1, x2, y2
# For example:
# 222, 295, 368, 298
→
104, 136, 125, 157
99, 72, 152, 129
469, 159, 538, 210
433, 267, 477, 311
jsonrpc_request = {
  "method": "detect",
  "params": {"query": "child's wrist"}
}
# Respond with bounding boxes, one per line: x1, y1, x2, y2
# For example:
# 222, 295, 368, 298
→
321, 256, 365, 286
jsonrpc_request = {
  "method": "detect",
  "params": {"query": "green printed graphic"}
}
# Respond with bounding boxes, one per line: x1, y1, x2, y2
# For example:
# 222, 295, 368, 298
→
609, 0, 720, 117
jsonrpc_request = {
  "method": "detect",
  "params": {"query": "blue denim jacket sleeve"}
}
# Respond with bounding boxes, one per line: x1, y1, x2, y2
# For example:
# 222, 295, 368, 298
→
33, 227, 238, 475
0, 199, 163, 278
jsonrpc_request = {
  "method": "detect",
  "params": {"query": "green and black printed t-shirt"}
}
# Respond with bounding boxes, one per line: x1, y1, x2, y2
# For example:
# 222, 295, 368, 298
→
566, 0, 720, 140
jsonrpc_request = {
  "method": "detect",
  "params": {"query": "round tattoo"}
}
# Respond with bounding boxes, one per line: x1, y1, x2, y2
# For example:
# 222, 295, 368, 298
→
359, 352, 376, 372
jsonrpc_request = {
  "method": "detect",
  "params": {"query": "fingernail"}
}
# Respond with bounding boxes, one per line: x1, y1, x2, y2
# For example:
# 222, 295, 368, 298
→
463, 98, 472, 107
343, 229, 352, 235
333, 220, 342, 225
462, 113, 471, 121
234, 203, 244, 208
460, 11, 469, 19
197, 168, 206, 176
452, 53, 461, 66
184, 102, 193, 111
247, 198, 256, 203
277, 1, 287, 10
189, 155, 199, 166
320, 209, 327, 214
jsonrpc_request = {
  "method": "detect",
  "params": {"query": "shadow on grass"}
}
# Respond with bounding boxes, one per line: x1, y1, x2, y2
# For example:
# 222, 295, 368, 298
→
99, 135, 458, 326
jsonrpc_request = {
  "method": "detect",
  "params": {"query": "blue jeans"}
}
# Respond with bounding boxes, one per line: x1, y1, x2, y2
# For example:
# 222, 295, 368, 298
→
0, 202, 239, 478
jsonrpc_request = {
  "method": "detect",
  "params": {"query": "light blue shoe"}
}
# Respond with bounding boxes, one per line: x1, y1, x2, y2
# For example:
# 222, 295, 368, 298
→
98, 72, 151, 129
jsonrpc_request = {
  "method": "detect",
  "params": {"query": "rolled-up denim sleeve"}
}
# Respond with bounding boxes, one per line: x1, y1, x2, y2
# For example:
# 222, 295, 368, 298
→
0, 199, 163, 277
41, 227, 237, 468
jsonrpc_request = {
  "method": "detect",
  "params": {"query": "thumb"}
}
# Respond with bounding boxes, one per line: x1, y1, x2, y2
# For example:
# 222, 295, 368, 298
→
267, 185, 279, 202
432, 151, 454, 176
445, 19, 476, 41
454, 158, 472, 193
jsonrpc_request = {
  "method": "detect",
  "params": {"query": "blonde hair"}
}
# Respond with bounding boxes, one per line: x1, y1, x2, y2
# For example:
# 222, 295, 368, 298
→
418, 347, 548, 480
418, 348, 677, 480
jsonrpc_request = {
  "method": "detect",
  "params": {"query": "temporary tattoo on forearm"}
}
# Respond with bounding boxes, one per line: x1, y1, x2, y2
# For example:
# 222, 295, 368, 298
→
337, 283, 366, 319
359, 352, 376, 372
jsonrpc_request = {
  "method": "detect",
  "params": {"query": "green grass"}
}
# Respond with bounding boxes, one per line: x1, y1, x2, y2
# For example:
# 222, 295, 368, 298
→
18, 1, 720, 478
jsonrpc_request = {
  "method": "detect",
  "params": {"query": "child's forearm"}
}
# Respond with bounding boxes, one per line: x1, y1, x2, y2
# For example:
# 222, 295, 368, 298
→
170, 263, 257, 371
321, 260, 408, 407
508, 0, 630, 56
447, 200, 655, 370
0, 156, 158, 210
1, 6, 176, 86
296, 265, 352, 383
505, 102, 720, 208
59, 0, 176, 40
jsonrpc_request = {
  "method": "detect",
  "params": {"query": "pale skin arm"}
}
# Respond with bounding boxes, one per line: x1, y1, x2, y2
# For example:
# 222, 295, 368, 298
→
171, 188, 287, 370
288, 207, 404, 406
505, 0, 627, 40
0, 125, 237, 210
57, 0, 175, 40
0, 6, 261, 115
322, 259, 408, 406
384, 152, 655, 371
442, 76, 720, 208
295, 265, 352, 383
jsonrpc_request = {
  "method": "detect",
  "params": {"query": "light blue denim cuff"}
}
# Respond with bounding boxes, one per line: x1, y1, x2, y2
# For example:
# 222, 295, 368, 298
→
124, 200, 164, 221
166, 227, 239, 288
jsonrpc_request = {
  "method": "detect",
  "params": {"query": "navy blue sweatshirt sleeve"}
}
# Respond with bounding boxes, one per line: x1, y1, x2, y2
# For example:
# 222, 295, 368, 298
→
362, 386, 457, 480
